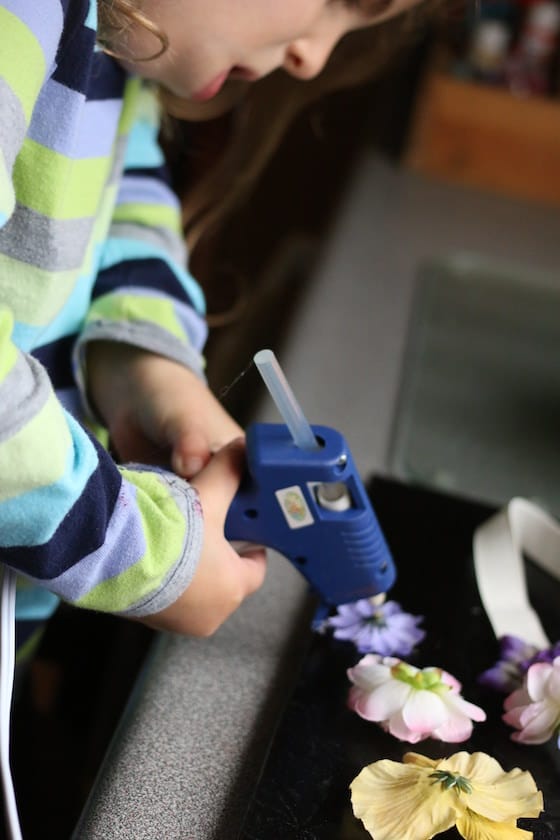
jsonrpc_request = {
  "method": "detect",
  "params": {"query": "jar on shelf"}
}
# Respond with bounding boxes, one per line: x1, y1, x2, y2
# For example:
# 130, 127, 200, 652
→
505, 0, 560, 96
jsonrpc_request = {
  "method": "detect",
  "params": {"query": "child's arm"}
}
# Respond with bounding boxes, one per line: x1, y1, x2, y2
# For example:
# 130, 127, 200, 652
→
75, 84, 227, 474
0, 307, 265, 634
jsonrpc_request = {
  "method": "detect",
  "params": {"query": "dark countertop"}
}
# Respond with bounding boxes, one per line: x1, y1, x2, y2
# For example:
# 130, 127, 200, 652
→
75, 557, 313, 839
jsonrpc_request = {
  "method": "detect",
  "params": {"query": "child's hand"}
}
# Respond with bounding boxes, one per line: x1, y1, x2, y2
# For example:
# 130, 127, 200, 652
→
87, 341, 241, 477
142, 438, 267, 636
88, 344, 267, 635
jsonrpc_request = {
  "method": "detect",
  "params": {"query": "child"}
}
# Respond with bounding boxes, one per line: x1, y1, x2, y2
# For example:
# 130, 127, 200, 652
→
0, 0, 423, 645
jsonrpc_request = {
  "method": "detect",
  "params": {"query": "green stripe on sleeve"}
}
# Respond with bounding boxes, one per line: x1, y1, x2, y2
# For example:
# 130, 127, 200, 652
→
0, 308, 18, 381
0, 254, 83, 327
112, 203, 183, 235
0, 7, 47, 123
0, 391, 71, 503
13, 140, 111, 220
86, 293, 187, 342
117, 77, 142, 135
76, 469, 186, 611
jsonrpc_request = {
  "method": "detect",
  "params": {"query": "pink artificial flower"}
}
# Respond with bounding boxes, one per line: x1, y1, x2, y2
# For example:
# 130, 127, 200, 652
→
503, 655, 560, 746
347, 655, 486, 744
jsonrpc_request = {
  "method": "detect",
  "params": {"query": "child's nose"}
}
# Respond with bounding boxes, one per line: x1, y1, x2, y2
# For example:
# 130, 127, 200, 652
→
283, 34, 336, 80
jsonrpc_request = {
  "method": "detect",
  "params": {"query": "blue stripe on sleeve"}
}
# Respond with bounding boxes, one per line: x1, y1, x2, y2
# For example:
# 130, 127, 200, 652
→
124, 120, 165, 169
98, 240, 206, 315
91, 258, 196, 306
84, 0, 97, 30
2, 433, 122, 578
117, 174, 181, 210
33, 335, 76, 389
0, 412, 99, 546
25, 480, 147, 601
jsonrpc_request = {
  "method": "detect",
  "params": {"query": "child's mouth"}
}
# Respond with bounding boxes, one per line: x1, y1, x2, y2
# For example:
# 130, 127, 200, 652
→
191, 66, 259, 102
191, 70, 230, 102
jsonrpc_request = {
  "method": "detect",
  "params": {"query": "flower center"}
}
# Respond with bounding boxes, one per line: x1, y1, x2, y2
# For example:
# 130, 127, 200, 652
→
391, 662, 448, 691
366, 609, 386, 628
429, 770, 473, 795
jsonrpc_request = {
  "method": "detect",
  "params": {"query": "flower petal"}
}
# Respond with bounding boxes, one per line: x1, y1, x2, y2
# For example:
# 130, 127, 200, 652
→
433, 753, 543, 822
388, 710, 427, 742
331, 623, 361, 640
360, 626, 392, 656
441, 670, 463, 692
384, 621, 426, 656
403, 752, 439, 769
432, 712, 474, 743
381, 600, 402, 617
544, 662, 560, 703
478, 661, 524, 694
500, 635, 539, 662
347, 656, 390, 691
350, 760, 458, 840
402, 689, 448, 732
354, 599, 376, 618
445, 693, 487, 723
351, 680, 412, 721
517, 700, 558, 740
456, 813, 534, 840
353, 625, 379, 652
504, 686, 531, 711
444, 752, 504, 782
503, 697, 558, 744
468, 775, 543, 821
429, 696, 485, 743
526, 662, 553, 701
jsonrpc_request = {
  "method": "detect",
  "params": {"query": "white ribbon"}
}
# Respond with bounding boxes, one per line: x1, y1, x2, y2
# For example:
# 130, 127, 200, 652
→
473, 498, 560, 649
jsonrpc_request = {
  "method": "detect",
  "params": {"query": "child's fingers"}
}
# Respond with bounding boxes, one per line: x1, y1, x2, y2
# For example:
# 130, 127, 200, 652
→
190, 437, 246, 512
171, 424, 212, 477
167, 410, 243, 478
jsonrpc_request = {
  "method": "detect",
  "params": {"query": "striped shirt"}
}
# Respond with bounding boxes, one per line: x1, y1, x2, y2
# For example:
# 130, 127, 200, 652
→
0, 0, 207, 621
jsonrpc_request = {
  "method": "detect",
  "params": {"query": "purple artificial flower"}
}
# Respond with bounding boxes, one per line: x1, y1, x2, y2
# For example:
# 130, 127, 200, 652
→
326, 599, 425, 656
479, 635, 560, 693
478, 635, 538, 693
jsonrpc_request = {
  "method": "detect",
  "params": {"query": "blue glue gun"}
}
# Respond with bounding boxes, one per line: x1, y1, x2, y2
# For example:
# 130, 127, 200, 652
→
225, 421, 396, 611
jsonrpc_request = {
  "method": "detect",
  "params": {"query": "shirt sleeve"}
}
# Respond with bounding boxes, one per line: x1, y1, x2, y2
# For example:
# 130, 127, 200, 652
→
74, 84, 208, 413
0, 306, 203, 617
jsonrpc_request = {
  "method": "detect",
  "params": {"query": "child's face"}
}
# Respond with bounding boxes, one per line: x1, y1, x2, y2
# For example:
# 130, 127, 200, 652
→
117, 0, 422, 101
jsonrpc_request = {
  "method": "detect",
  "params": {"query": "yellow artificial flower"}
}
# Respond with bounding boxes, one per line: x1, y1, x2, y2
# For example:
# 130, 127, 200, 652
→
350, 751, 543, 840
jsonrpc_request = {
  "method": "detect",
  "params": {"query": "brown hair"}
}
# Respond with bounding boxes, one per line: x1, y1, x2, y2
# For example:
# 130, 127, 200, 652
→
97, 0, 168, 60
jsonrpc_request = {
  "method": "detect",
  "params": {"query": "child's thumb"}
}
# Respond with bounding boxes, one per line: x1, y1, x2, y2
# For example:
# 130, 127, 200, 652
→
190, 437, 246, 512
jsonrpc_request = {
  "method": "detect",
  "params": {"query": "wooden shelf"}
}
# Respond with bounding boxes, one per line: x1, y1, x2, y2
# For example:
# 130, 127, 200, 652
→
404, 70, 560, 206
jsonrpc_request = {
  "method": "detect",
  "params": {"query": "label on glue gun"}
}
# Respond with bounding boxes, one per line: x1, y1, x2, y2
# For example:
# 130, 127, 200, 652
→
275, 486, 315, 529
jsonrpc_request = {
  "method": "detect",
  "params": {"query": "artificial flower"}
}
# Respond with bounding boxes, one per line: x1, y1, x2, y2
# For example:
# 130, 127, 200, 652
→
350, 750, 543, 840
325, 598, 425, 656
479, 635, 560, 694
479, 636, 539, 693
347, 654, 486, 743
503, 655, 560, 746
